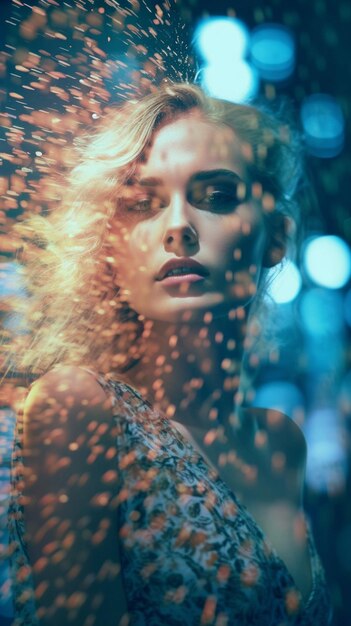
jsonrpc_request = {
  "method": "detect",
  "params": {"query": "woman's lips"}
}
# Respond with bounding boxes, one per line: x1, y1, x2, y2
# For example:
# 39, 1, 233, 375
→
159, 273, 207, 286
156, 258, 210, 281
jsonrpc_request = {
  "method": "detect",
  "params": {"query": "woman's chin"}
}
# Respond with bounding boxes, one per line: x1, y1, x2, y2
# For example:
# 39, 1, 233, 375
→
134, 294, 251, 325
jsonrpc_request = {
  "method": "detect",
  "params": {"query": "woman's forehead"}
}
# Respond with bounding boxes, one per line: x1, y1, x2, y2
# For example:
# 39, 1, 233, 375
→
138, 115, 248, 182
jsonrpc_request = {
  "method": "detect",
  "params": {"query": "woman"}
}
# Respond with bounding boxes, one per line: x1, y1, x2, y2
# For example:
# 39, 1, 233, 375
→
9, 84, 332, 625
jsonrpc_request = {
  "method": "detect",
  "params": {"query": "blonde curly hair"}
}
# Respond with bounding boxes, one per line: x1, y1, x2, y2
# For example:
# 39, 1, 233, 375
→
11, 83, 302, 377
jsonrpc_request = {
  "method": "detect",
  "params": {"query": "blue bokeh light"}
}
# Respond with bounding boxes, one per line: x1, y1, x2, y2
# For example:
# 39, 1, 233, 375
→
250, 24, 295, 82
194, 17, 257, 103
301, 94, 345, 158
344, 289, 351, 328
0, 262, 24, 298
253, 381, 305, 422
266, 260, 302, 304
299, 288, 345, 336
304, 235, 351, 289
199, 60, 258, 103
194, 17, 249, 63
304, 408, 347, 493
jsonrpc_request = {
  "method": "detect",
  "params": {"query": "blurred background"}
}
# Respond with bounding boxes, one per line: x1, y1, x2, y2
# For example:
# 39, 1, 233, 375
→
0, 0, 350, 624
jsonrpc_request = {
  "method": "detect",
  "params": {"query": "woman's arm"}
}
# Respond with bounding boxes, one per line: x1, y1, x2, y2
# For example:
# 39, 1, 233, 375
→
21, 366, 128, 626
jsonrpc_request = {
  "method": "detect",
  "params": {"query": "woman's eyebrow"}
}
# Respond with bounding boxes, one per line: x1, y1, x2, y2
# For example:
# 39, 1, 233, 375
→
123, 175, 162, 187
189, 169, 243, 182
135, 170, 244, 187
137, 176, 164, 187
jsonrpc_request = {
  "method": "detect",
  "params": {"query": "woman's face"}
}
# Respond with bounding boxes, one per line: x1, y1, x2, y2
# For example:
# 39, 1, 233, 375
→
113, 113, 269, 323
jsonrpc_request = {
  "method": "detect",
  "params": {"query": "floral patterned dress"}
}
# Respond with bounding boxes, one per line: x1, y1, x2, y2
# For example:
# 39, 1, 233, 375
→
8, 376, 333, 625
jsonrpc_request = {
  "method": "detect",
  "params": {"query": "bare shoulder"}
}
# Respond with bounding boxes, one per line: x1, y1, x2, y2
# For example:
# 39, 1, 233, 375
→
23, 365, 114, 447
21, 366, 129, 624
25, 365, 110, 409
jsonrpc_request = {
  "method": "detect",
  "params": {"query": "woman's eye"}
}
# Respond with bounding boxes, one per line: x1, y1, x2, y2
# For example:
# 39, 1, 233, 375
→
205, 190, 236, 204
191, 185, 244, 211
120, 196, 158, 213
132, 198, 153, 212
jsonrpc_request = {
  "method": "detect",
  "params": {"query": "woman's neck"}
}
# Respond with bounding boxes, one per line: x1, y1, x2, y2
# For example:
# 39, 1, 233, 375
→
124, 306, 255, 434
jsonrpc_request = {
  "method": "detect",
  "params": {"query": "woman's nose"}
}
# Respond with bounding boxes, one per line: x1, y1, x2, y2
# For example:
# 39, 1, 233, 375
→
162, 199, 199, 253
